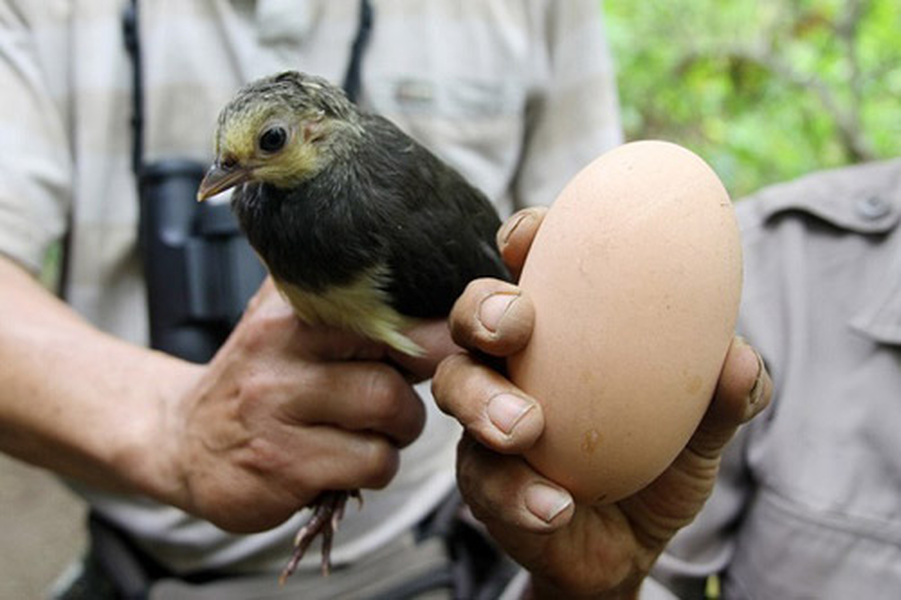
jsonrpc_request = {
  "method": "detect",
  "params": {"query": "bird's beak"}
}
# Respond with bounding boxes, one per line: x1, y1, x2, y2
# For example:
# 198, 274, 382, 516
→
196, 162, 253, 202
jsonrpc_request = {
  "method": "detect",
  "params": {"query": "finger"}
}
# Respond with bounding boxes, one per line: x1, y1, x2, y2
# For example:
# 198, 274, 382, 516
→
449, 278, 535, 357
388, 319, 460, 381
457, 434, 574, 533
277, 426, 403, 492
689, 336, 772, 458
193, 423, 405, 534
619, 339, 772, 546
232, 277, 300, 344
290, 324, 389, 362
433, 353, 543, 453
244, 276, 281, 314
282, 362, 426, 448
496, 207, 548, 279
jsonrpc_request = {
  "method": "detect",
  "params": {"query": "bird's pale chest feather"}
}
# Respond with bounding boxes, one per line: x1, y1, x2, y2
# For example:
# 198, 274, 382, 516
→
274, 264, 424, 356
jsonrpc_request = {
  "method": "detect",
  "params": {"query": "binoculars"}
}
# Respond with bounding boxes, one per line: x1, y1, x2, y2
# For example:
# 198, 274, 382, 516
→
138, 159, 266, 363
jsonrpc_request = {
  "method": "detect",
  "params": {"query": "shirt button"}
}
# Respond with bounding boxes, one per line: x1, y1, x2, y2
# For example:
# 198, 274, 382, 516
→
856, 195, 891, 220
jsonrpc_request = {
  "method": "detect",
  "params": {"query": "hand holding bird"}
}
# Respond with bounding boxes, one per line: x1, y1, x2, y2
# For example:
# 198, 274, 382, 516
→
153, 278, 430, 538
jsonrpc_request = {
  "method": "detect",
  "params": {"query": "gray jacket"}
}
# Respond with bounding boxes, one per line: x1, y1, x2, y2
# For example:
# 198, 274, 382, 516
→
654, 158, 901, 599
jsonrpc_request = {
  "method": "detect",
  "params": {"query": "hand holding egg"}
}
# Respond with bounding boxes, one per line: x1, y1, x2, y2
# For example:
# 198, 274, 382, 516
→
511, 141, 744, 504
433, 142, 772, 598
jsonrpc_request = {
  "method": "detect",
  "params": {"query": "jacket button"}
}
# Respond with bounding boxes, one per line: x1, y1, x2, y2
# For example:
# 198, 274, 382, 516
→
856, 195, 891, 220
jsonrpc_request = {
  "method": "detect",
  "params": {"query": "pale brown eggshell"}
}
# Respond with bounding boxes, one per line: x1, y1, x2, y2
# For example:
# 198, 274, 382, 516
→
509, 140, 742, 505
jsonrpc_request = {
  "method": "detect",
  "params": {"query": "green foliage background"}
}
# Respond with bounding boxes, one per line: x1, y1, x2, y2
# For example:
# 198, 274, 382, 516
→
604, 0, 901, 199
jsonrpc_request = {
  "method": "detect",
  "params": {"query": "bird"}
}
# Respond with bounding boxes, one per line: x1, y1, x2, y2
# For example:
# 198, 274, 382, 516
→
196, 70, 510, 582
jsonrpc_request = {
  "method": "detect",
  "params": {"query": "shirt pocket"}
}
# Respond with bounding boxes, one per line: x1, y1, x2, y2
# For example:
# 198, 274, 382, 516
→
359, 9, 535, 202
363, 73, 529, 205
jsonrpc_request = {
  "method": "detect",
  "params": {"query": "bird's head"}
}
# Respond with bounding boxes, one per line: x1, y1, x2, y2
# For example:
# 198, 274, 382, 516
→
197, 71, 362, 201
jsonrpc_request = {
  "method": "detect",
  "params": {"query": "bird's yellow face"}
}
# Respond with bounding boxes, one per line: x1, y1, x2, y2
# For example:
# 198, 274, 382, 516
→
197, 104, 332, 201
198, 71, 362, 201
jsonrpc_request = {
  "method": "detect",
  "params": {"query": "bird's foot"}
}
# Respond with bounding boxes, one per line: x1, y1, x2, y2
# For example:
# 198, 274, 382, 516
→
278, 489, 363, 584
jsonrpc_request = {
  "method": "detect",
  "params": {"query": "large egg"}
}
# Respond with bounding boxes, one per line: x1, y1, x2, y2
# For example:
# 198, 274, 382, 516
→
509, 141, 742, 505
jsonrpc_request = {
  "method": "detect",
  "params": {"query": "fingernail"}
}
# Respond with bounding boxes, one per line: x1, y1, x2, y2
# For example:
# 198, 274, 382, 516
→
487, 393, 533, 435
498, 210, 531, 244
524, 483, 572, 523
748, 348, 766, 406
479, 293, 518, 333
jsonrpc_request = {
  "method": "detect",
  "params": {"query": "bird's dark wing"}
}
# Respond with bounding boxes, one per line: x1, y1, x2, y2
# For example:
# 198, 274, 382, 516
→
358, 115, 511, 318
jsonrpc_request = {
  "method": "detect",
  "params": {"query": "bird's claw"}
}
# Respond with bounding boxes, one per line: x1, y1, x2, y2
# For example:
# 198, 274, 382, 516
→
278, 490, 363, 584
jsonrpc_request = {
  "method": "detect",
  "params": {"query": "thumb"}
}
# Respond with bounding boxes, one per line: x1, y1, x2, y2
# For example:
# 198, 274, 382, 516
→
621, 337, 772, 544
689, 337, 772, 459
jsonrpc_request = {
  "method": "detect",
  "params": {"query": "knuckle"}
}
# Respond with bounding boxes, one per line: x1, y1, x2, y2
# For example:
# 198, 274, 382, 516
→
362, 441, 400, 489
455, 437, 499, 516
240, 435, 284, 474
240, 307, 296, 353
449, 282, 487, 346
431, 352, 468, 410
362, 366, 405, 419
489, 296, 533, 354
235, 372, 274, 412
364, 372, 424, 446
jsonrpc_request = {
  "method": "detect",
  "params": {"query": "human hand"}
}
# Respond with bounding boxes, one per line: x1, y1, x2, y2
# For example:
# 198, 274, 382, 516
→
150, 278, 430, 533
432, 208, 772, 599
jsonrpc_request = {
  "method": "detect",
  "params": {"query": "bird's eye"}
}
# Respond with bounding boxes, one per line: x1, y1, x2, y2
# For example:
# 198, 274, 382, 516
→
259, 126, 288, 153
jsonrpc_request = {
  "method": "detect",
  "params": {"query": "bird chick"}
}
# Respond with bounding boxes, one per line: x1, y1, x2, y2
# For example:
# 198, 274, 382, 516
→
197, 71, 509, 581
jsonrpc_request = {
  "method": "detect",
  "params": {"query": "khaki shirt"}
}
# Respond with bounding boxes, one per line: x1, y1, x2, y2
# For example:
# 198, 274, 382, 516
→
654, 158, 901, 599
0, 0, 621, 575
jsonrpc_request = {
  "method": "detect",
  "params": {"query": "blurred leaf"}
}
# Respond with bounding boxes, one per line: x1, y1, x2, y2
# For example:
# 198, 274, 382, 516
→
604, 0, 901, 198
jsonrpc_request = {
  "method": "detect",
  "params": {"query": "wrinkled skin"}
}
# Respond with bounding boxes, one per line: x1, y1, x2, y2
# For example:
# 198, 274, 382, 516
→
162, 277, 458, 533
